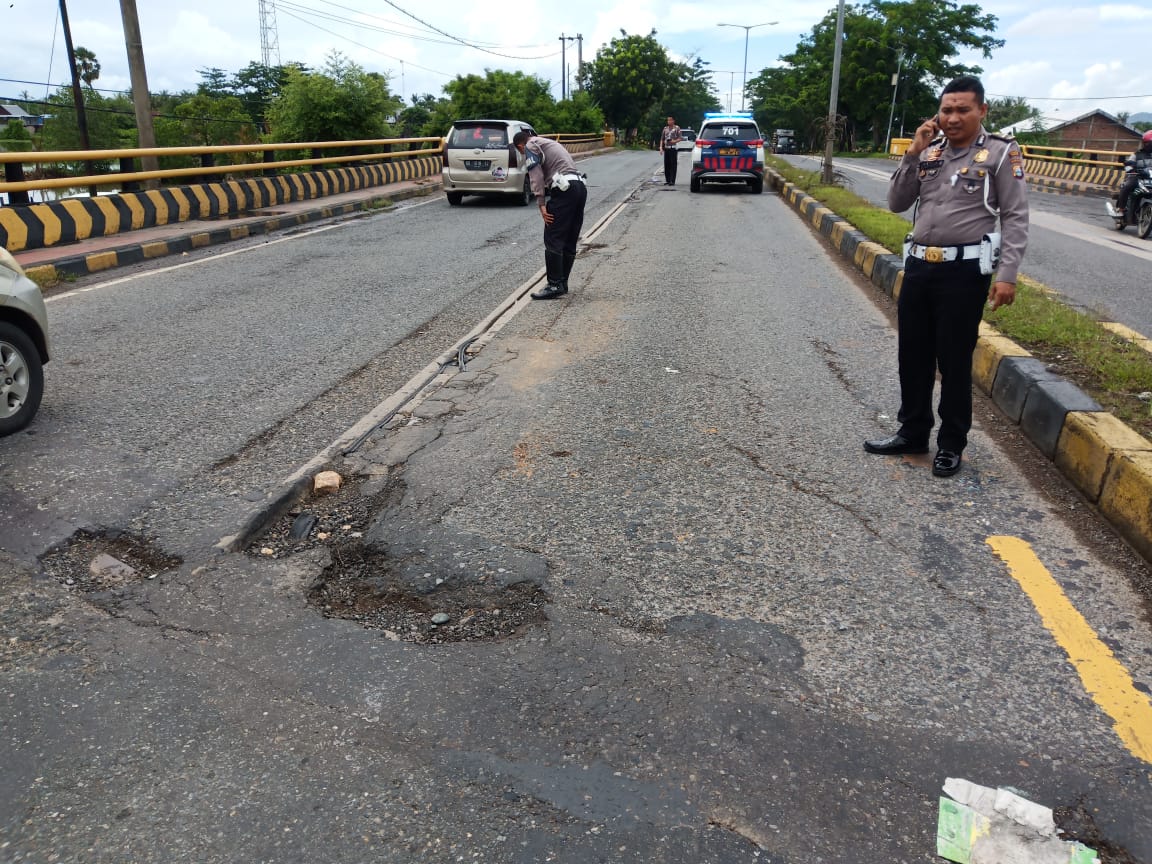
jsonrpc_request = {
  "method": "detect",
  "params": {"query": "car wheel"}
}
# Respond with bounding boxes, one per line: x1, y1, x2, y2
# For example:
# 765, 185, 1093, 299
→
0, 321, 44, 437
1139, 202, 1152, 239
446, 191, 463, 206
690, 176, 701, 193
516, 175, 532, 206
750, 177, 764, 195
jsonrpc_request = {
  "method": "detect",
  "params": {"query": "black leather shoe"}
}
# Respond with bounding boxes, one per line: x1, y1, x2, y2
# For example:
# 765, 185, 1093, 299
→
932, 450, 962, 477
863, 434, 928, 455
531, 282, 567, 300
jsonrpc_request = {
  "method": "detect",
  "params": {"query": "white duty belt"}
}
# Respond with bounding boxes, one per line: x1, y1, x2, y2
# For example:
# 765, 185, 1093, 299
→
907, 241, 982, 263
550, 172, 585, 190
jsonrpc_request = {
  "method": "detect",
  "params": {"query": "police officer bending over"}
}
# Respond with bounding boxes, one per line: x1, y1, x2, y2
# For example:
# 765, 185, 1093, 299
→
513, 131, 588, 300
864, 75, 1029, 478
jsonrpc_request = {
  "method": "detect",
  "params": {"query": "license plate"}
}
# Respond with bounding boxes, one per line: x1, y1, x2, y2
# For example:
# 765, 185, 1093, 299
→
719, 148, 740, 156
463, 160, 491, 170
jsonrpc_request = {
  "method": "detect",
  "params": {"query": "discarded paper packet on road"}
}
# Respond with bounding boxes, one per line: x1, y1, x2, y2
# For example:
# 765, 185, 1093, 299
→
936, 777, 1099, 864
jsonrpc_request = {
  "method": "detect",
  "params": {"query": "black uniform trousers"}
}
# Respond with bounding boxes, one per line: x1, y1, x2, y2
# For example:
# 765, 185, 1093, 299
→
544, 180, 586, 257
896, 256, 990, 453
663, 148, 678, 185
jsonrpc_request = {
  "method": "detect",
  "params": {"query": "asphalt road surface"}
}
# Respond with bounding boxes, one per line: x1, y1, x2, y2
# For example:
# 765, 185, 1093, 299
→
2, 150, 1150, 863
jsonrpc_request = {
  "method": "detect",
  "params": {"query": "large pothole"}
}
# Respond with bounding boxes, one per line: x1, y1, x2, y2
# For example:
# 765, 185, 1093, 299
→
250, 471, 550, 644
309, 544, 548, 644
38, 529, 183, 591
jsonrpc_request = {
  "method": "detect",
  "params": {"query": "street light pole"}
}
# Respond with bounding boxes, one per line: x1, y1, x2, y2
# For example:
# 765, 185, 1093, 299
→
717, 21, 777, 112
883, 49, 905, 155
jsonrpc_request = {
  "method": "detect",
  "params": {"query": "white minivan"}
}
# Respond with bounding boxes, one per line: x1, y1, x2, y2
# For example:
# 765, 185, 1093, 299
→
442, 119, 538, 206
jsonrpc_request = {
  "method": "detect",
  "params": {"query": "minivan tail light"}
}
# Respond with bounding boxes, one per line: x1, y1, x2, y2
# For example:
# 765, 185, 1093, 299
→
508, 143, 518, 165
442, 148, 449, 167
696, 139, 714, 147
748, 139, 764, 147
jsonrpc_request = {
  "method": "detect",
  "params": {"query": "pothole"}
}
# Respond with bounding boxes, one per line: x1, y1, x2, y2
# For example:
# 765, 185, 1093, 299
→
249, 471, 550, 644
38, 529, 183, 591
308, 545, 548, 644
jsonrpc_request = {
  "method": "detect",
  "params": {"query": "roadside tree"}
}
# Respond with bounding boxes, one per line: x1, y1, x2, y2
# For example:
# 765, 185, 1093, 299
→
748, 0, 1003, 151
266, 51, 399, 143
582, 30, 673, 142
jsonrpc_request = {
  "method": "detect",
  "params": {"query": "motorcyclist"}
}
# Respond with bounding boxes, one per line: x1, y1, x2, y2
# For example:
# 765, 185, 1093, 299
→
1116, 129, 1152, 217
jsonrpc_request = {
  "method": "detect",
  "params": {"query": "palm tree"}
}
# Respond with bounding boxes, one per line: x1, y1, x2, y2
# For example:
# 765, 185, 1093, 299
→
74, 47, 101, 87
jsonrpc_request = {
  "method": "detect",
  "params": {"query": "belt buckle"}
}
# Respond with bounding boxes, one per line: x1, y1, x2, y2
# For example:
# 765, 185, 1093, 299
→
924, 246, 945, 263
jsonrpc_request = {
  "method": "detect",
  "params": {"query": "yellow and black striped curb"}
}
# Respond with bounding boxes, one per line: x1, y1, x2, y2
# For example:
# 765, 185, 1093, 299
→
1, 156, 442, 255
22, 182, 436, 284
768, 168, 1152, 563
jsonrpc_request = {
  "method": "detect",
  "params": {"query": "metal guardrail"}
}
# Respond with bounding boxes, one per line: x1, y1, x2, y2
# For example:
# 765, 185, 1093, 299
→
0, 137, 445, 203
0, 132, 612, 205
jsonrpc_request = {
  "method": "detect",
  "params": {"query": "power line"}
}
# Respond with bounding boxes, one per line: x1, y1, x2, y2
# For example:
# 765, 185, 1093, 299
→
0, 76, 278, 106
301, 0, 554, 50
375, 0, 561, 60
274, 7, 450, 77
1, 95, 257, 125
988, 91, 1152, 102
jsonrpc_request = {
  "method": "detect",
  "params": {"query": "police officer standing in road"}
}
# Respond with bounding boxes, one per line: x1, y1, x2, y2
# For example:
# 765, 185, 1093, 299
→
660, 116, 683, 186
864, 75, 1029, 477
513, 130, 588, 301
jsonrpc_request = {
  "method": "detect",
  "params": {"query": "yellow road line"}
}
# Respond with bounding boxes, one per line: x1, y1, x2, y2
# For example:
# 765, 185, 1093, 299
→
987, 535, 1152, 763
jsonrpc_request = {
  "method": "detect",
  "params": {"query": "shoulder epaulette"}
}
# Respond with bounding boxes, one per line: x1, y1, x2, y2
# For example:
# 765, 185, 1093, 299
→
988, 132, 1015, 143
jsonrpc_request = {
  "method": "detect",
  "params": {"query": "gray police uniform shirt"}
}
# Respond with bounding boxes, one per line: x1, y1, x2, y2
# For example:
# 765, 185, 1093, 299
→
889, 128, 1029, 283
524, 136, 579, 207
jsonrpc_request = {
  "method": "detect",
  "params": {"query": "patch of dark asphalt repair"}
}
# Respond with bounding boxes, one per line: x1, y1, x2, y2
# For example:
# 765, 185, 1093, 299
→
248, 470, 550, 644
37, 528, 183, 591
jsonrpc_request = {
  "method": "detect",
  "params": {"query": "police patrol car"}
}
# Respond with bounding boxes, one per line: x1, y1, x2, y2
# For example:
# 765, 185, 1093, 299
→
690, 112, 766, 194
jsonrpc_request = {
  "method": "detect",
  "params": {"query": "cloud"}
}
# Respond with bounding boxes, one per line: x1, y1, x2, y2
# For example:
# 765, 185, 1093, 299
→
1006, 7, 1101, 36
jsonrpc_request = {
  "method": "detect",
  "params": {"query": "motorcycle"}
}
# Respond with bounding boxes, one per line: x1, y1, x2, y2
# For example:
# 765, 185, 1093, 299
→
1106, 168, 1152, 238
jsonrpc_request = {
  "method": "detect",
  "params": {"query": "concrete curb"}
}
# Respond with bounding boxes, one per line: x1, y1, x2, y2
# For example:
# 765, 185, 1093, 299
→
23, 184, 437, 284
766, 168, 1152, 563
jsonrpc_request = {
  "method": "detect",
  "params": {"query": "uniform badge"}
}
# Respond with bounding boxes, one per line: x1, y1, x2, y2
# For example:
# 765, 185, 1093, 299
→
1008, 148, 1024, 180
973, 149, 989, 163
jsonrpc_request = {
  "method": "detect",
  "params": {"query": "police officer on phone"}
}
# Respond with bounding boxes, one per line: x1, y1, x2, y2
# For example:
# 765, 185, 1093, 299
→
864, 75, 1029, 478
513, 130, 588, 300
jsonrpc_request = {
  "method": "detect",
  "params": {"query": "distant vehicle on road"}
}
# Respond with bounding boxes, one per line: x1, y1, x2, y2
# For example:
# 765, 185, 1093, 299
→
690, 112, 766, 194
676, 129, 696, 152
442, 119, 538, 207
1106, 168, 1152, 238
772, 129, 797, 155
0, 247, 50, 436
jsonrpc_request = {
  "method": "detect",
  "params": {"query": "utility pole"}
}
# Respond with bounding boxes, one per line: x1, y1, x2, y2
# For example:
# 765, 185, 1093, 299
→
821, 0, 846, 184
119, 0, 158, 180
559, 34, 576, 99
576, 34, 583, 91
57, 0, 92, 154
559, 34, 567, 100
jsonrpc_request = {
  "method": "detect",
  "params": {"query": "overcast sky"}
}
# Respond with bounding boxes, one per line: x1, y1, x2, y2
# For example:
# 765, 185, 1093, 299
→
3, 0, 1150, 129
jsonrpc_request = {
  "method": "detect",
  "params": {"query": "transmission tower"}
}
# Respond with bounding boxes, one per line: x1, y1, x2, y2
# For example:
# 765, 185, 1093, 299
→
258, 0, 281, 68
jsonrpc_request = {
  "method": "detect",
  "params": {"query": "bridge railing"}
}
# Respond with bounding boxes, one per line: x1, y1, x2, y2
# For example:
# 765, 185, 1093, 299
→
0, 132, 613, 205
0, 137, 446, 205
